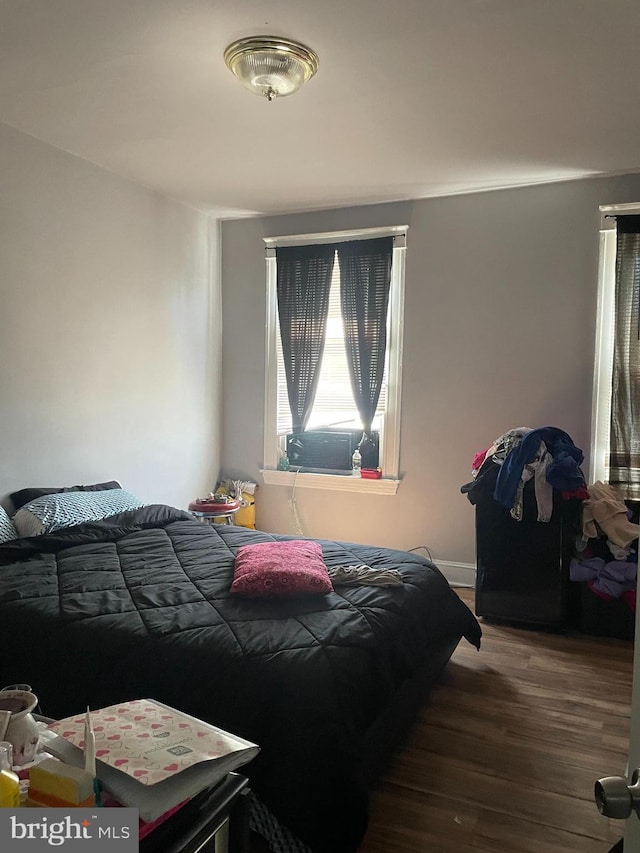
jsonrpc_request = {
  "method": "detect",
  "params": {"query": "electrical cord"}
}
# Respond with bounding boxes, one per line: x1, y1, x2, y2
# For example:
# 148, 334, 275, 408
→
408, 544, 433, 561
407, 545, 471, 588
288, 467, 305, 536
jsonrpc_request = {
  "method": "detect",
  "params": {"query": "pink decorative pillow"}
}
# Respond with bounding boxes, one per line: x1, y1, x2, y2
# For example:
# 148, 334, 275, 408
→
230, 540, 332, 598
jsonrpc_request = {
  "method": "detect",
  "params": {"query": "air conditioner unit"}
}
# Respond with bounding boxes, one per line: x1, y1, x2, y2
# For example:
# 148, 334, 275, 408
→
286, 430, 379, 473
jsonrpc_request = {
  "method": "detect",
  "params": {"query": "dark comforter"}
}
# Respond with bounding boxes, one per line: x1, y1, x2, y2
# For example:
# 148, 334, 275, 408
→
0, 505, 480, 851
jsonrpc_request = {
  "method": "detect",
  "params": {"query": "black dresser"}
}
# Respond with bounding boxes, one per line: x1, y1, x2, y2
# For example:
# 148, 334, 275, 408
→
475, 485, 578, 628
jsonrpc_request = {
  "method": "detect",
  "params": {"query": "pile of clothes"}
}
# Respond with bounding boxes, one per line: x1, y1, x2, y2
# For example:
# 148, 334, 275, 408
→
570, 480, 639, 613
462, 425, 588, 521
462, 426, 639, 627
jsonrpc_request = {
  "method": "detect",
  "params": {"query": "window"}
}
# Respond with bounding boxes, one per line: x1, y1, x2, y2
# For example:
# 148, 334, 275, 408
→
262, 226, 406, 493
591, 204, 640, 498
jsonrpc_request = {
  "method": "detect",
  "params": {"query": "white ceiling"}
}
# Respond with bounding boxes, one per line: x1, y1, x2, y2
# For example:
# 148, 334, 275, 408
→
1, 0, 639, 217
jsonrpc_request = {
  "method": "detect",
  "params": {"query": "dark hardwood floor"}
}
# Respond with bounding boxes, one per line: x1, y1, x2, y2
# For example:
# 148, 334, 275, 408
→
358, 588, 633, 853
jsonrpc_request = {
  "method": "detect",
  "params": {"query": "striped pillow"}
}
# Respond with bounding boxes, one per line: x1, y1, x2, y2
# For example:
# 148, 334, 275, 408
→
13, 489, 146, 537
0, 507, 18, 543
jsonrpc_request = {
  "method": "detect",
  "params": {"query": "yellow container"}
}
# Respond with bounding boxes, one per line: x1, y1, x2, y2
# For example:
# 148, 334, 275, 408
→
214, 489, 256, 529
0, 768, 20, 807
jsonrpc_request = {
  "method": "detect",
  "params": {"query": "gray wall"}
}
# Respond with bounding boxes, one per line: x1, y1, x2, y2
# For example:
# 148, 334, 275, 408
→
0, 122, 221, 509
221, 174, 640, 566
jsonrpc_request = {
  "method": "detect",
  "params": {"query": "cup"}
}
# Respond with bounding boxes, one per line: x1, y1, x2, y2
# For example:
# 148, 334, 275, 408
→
0, 684, 33, 694
0, 691, 40, 766
0, 741, 13, 770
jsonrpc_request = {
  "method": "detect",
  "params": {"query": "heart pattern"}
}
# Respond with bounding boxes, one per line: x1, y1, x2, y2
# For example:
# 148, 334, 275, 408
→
51, 699, 250, 787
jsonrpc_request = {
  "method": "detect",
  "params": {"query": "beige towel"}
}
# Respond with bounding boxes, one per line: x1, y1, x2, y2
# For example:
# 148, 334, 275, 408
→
582, 481, 640, 548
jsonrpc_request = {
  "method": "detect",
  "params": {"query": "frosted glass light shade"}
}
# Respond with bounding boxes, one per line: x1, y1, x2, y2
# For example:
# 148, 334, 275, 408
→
224, 36, 319, 101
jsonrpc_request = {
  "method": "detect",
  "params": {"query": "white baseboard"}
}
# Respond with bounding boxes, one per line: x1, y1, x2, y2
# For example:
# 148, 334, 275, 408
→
435, 560, 476, 588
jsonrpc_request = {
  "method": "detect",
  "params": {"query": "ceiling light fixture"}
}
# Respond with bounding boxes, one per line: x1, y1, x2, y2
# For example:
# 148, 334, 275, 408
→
223, 35, 319, 101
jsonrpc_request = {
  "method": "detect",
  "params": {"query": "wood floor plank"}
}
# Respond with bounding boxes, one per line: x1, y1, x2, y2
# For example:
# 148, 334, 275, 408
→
470, 809, 621, 853
383, 754, 612, 840
399, 726, 618, 802
358, 588, 633, 852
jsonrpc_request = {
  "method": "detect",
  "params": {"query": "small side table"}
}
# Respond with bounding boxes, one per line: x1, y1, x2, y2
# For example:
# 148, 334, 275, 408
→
140, 772, 251, 853
189, 499, 241, 526
36, 715, 251, 853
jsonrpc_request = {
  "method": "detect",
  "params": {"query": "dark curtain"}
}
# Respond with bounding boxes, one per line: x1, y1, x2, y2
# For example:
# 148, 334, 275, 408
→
609, 215, 640, 499
276, 244, 336, 434
337, 237, 393, 438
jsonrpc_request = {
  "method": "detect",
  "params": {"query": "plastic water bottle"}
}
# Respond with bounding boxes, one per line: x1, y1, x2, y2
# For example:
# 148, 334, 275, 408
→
351, 447, 362, 476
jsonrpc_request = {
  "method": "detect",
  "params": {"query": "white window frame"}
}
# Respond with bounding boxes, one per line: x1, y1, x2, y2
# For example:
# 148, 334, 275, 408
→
261, 225, 406, 494
590, 202, 640, 484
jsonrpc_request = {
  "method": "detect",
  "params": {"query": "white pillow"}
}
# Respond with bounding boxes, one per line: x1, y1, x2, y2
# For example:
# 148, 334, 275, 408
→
0, 506, 18, 543
13, 489, 146, 537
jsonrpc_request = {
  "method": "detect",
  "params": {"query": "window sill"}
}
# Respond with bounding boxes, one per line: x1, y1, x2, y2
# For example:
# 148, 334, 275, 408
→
260, 469, 400, 494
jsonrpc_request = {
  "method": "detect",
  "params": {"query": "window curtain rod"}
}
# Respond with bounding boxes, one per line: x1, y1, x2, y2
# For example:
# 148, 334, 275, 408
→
265, 227, 407, 257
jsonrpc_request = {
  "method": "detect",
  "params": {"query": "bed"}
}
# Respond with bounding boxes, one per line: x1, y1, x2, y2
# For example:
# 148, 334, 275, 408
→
0, 495, 481, 852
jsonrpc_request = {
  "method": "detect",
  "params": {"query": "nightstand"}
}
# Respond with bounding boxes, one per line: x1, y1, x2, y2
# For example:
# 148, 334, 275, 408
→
140, 772, 250, 853
36, 713, 251, 853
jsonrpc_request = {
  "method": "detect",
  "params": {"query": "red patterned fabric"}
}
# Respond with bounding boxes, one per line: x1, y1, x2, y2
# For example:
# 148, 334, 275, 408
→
230, 540, 332, 598
189, 498, 240, 513
472, 448, 489, 471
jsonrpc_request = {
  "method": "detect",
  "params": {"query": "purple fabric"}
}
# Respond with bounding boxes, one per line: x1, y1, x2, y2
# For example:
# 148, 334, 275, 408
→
570, 557, 604, 582
601, 561, 637, 584
570, 557, 637, 598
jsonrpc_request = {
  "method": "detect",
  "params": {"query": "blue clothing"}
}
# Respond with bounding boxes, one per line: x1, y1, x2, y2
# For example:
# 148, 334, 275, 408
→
546, 449, 585, 491
494, 426, 584, 510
